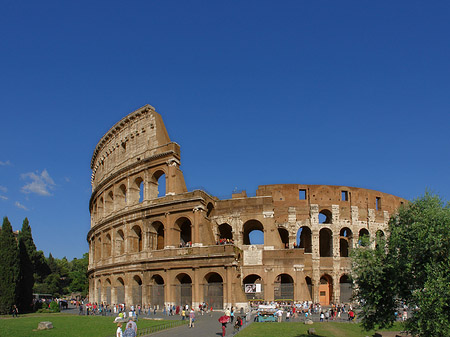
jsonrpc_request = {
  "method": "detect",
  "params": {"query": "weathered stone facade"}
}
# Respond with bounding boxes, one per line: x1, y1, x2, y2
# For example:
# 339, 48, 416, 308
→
87, 105, 406, 309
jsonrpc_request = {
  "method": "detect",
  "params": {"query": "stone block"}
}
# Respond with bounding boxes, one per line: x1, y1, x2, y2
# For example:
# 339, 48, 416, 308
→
304, 319, 313, 325
37, 321, 53, 330
308, 328, 316, 334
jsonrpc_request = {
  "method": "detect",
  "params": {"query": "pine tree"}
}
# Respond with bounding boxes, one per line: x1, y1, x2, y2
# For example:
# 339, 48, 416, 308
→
0, 217, 20, 314
17, 218, 35, 313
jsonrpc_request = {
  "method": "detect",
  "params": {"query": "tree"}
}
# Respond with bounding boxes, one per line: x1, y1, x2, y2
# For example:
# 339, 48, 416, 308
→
0, 217, 20, 314
17, 218, 35, 312
352, 193, 450, 336
68, 253, 89, 296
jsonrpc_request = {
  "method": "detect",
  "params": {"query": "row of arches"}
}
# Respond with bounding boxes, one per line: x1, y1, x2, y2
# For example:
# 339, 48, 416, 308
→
218, 221, 385, 257
243, 273, 352, 305
91, 218, 386, 262
91, 217, 192, 261
91, 170, 167, 221
94, 272, 224, 309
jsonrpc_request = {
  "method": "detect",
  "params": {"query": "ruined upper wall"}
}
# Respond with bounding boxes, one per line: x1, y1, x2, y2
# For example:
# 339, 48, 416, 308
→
90, 105, 178, 190
215, 183, 407, 224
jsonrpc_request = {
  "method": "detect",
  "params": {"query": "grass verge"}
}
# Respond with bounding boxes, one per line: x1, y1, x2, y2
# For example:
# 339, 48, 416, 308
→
1, 313, 183, 337
236, 321, 404, 337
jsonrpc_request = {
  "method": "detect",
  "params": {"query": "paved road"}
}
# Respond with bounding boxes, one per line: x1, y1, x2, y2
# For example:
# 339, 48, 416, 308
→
142, 311, 253, 337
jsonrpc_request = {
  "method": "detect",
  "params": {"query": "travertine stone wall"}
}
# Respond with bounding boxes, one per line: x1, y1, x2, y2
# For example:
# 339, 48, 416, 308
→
87, 105, 407, 309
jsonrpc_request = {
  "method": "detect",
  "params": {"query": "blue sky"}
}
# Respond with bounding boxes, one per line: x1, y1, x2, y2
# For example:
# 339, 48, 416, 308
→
1, 1, 449, 259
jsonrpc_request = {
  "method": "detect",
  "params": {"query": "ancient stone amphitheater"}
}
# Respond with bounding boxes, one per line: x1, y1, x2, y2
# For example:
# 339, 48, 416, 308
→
87, 105, 406, 310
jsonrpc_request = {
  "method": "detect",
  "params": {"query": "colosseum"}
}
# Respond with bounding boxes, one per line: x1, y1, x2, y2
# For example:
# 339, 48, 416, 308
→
87, 104, 406, 310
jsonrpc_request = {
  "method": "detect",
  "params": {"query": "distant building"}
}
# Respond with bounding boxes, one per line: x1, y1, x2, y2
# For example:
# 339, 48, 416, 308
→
87, 105, 406, 309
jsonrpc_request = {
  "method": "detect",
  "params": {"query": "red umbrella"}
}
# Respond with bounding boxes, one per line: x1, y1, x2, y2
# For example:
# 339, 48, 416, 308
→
218, 315, 230, 323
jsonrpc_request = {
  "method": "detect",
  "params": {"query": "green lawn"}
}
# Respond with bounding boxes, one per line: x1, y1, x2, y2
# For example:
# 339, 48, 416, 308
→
1, 313, 181, 337
236, 322, 404, 337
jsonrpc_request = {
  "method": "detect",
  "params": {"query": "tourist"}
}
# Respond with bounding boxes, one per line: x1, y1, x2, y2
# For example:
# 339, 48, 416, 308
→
123, 322, 136, 337
116, 323, 123, 337
181, 308, 186, 320
12, 305, 18, 318
127, 317, 137, 334
221, 321, 227, 336
189, 309, 195, 328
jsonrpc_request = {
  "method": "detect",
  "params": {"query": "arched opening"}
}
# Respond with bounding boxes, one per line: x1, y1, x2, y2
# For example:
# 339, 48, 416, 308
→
96, 237, 102, 261
97, 279, 102, 303
218, 223, 233, 243
98, 197, 104, 218
130, 225, 143, 252
116, 277, 125, 304
319, 228, 333, 257
206, 202, 214, 217
176, 273, 192, 307
278, 227, 289, 248
319, 209, 332, 224
375, 230, 385, 249
204, 272, 223, 309
151, 170, 166, 198
359, 228, 370, 246
340, 227, 353, 257
150, 221, 164, 250
105, 278, 112, 305
104, 233, 112, 258
150, 275, 165, 309
296, 226, 312, 253
106, 190, 114, 213
243, 220, 264, 245
340, 274, 352, 303
134, 177, 144, 203
243, 274, 264, 300
116, 229, 125, 255
305, 276, 313, 300
119, 184, 127, 207
274, 274, 294, 302
132, 275, 143, 306
176, 217, 192, 247
319, 274, 333, 305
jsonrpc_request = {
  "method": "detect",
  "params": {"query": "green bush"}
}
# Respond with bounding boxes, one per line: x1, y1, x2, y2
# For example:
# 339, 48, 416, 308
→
49, 301, 60, 312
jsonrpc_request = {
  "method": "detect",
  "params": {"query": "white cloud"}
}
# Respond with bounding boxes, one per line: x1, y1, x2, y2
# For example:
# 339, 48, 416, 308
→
21, 169, 56, 196
0, 195, 8, 201
0, 160, 11, 166
15, 201, 29, 210
0, 186, 7, 193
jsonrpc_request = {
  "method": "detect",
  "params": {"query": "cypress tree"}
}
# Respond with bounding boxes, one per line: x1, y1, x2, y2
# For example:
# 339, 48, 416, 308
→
0, 217, 20, 314
17, 218, 35, 312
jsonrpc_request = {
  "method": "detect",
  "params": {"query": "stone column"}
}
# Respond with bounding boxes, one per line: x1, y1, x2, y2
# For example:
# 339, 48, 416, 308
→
125, 274, 132, 307
192, 268, 201, 309
192, 207, 204, 247
166, 159, 180, 196
225, 266, 233, 309
264, 267, 275, 302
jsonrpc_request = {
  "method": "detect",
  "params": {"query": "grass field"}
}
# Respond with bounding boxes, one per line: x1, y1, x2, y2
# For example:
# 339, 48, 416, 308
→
1, 313, 182, 337
237, 322, 405, 337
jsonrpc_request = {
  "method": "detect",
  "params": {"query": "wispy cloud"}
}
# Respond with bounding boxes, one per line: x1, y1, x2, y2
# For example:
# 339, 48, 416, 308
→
0, 195, 8, 201
21, 169, 56, 196
0, 160, 11, 166
0, 186, 7, 193
15, 201, 29, 210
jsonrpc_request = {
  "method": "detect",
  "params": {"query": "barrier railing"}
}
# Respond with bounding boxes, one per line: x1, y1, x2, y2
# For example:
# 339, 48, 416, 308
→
106, 320, 186, 337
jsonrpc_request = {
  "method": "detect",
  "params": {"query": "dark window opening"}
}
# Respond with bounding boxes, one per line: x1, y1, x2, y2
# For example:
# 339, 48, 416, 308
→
299, 189, 306, 200
341, 191, 348, 201
376, 197, 381, 210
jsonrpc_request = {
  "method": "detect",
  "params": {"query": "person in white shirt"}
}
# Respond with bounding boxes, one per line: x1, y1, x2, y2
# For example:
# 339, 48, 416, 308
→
116, 323, 123, 337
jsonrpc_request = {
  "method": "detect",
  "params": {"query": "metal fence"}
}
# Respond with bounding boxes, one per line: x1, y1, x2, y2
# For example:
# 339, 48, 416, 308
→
106, 320, 186, 337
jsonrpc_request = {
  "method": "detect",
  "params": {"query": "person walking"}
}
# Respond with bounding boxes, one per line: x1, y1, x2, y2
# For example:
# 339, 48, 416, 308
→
189, 309, 195, 328
116, 323, 123, 337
